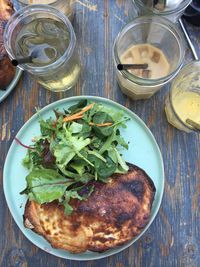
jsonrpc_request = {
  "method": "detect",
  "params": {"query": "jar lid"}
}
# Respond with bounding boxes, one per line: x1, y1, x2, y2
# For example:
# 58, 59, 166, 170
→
139, 0, 189, 13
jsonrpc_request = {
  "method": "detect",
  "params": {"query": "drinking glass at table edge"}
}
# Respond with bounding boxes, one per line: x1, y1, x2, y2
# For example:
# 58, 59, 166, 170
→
4, 4, 81, 92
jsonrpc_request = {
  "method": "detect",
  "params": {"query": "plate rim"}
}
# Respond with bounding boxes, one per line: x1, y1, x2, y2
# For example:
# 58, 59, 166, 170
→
3, 95, 165, 261
0, 68, 23, 103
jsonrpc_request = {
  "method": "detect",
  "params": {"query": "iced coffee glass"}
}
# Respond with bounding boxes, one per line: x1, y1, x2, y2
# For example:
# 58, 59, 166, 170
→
113, 16, 185, 100
4, 5, 81, 92
165, 61, 200, 133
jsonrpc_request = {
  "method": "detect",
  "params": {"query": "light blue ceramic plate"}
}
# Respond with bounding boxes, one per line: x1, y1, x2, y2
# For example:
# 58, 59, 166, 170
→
0, 68, 22, 103
3, 96, 164, 261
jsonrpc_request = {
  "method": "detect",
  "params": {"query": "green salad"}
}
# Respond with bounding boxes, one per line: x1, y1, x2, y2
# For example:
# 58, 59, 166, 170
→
20, 100, 130, 214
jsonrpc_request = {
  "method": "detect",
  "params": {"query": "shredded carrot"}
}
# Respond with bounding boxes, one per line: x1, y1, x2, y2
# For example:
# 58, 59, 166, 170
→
63, 103, 94, 123
89, 122, 113, 127
75, 103, 95, 116
63, 115, 83, 122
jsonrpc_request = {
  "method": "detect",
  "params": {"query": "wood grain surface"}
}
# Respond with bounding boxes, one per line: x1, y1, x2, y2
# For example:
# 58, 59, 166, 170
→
0, 1, 200, 266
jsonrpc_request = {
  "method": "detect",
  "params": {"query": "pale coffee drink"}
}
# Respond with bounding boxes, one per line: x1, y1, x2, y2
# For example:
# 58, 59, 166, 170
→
120, 44, 170, 79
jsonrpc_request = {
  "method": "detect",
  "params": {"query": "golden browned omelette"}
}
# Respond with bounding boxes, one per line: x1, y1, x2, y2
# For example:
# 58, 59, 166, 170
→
24, 163, 156, 253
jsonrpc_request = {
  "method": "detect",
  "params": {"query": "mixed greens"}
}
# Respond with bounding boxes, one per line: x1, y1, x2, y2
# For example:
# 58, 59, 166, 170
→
20, 100, 130, 214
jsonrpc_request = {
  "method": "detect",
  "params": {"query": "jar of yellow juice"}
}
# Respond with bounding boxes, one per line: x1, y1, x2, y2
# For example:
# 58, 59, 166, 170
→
165, 61, 200, 133
4, 5, 81, 92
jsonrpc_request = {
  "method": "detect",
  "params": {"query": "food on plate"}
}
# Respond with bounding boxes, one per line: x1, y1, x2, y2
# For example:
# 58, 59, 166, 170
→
0, 0, 15, 89
20, 100, 130, 213
18, 100, 156, 253
24, 163, 156, 253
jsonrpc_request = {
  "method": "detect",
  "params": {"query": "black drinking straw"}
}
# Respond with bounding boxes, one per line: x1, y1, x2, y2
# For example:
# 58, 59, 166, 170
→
117, 63, 148, 71
11, 56, 33, 66
11, 50, 39, 66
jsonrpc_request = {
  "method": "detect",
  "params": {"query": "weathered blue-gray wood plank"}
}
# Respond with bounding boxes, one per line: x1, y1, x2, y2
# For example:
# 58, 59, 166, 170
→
0, 1, 200, 266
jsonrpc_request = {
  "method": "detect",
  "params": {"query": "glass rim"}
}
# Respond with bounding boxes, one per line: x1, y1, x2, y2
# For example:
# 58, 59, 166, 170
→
17, 0, 58, 4
3, 4, 76, 73
133, 0, 192, 15
169, 60, 200, 131
113, 16, 185, 86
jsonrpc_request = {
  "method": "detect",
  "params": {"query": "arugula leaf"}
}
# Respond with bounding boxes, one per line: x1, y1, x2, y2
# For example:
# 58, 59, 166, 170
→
78, 184, 95, 198
99, 128, 128, 155
54, 145, 75, 169
69, 122, 83, 134
52, 126, 92, 172
97, 156, 117, 179
113, 148, 129, 172
78, 173, 94, 183
107, 147, 118, 163
87, 154, 102, 171
39, 118, 55, 136
99, 129, 117, 155
115, 133, 129, 149
77, 123, 91, 139
56, 168, 82, 179
70, 162, 85, 175
22, 148, 42, 170
76, 150, 94, 167
63, 201, 73, 215
88, 150, 106, 162
90, 136, 103, 149
22, 151, 34, 170
93, 125, 113, 138
63, 190, 84, 215
65, 190, 83, 201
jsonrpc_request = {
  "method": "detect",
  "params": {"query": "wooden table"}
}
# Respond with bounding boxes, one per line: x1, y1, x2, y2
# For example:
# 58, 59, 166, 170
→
1, 1, 200, 266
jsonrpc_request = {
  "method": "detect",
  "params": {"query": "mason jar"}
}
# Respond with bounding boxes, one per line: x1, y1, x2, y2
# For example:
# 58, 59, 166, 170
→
15, 0, 75, 20
4, 5, 81, 92
129, 0, 192, 23
113, 16, 185, 100
165, 61, 200, 133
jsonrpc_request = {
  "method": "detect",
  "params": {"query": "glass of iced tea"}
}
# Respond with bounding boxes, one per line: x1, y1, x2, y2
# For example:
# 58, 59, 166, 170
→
4, 5, 81, 92
165, 61, 200, 133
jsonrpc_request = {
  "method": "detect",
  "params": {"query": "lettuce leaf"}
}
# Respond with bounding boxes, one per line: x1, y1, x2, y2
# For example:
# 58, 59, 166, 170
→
22, 169, 73, 204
